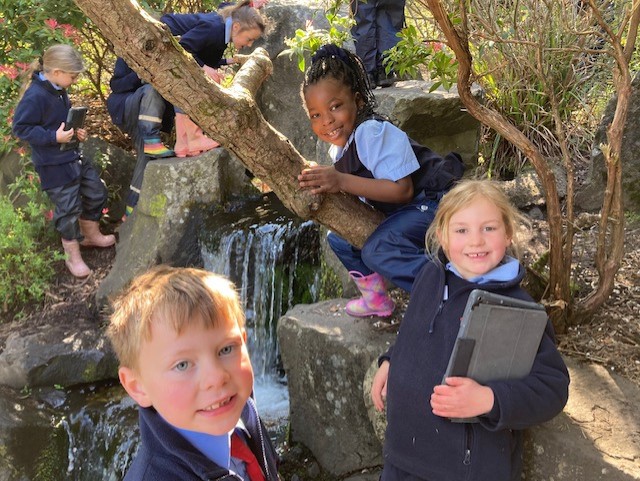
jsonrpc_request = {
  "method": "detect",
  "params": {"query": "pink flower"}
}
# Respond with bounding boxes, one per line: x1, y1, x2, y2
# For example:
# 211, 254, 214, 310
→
27, 174, 34, 183
431, 42, 444, 52
15, 62, 30, 72
45, 18, 58, 29
44, 210, 54, 221
102, 208, 109, 215
0, 65, 18, 80
60, 23, 77, 39
16, 146, 26, 156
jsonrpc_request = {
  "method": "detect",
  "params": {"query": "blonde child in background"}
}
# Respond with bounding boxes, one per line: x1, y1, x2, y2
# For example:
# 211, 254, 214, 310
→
12, 44, 115, 278
108, 266, 279, 481
371, 179, 569, 481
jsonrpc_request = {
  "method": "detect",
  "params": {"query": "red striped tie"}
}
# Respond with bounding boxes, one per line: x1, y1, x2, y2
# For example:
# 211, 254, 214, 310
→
231, 432, 266, 481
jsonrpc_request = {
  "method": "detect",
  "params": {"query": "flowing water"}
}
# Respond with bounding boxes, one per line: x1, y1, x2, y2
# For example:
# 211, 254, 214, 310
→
6, 194, 322, 480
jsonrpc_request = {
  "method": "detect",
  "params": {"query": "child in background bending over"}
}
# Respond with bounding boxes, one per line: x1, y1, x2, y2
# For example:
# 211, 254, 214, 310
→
12, 44, 115, 278
161, 0, 266, 157
108, 266, 279, 481
298, 44, 462, 318
370, 180, 569, 481
107, 0, 266, 218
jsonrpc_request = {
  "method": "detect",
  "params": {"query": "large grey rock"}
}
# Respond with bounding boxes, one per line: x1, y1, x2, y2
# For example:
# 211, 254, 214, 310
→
277, 300, 396, 476
81, 137, 136, 220
96, 148, 254, 305
256, 2, 329, 60
576, 70, 640, 212
0, 321, 117, 389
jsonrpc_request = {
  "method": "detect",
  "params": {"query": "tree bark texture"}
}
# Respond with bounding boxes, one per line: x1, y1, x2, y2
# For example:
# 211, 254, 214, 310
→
73, 0, 384, 249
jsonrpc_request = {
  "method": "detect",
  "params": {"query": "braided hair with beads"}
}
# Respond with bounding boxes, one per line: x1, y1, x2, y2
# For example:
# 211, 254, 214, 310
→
301, 44, 378, 126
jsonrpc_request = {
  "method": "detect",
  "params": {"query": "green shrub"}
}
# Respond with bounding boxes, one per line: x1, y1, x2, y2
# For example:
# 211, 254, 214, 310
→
0, 171, 62, 317
285, 0, 355, 72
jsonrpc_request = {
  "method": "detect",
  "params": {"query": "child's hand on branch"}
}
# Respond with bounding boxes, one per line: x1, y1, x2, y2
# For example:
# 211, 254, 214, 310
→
203, 65, 222, 83
56, 122, 74, 144
298, 165, 341, 195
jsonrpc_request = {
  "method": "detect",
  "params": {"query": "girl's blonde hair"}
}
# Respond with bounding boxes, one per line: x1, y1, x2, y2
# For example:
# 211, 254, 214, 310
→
19, 44, 84, 99
108, 266, 245, 371
220, 0, 266, 34
425, 179, 530, 260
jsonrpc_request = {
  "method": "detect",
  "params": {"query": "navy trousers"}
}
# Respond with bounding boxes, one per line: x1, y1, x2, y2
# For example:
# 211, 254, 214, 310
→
350, 0, 406, 75
327, 193, 438, 293
45, 158, 108, 241
122, 84, 169, 208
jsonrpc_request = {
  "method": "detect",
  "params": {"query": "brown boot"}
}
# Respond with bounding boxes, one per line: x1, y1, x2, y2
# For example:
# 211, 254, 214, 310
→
61, 239, 91, 278
79, 219, 116, 248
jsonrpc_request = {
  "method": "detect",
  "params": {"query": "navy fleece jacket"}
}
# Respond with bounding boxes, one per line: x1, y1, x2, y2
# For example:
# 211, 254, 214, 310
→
381, 255, 569, 481
12, 73, 81, 189
160, 12, 229, 69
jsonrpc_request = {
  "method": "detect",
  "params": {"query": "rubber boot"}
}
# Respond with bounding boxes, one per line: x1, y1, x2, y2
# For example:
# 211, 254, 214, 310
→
183, 115, 219, 156
143, 138, 174, 158
346, 271, 395, 317
62, 239, 91, 278
174, 113, 190, 158
79, 219, 116, 248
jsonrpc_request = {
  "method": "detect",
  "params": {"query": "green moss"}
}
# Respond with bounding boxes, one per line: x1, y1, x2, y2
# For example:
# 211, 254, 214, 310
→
148, 194, 167, 218
318, 257, 343, 301
83, 362, 98, 382
33, 425, 68, 481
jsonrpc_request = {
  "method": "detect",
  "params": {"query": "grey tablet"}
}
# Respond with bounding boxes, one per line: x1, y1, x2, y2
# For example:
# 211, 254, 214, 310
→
442, 289, 548, 422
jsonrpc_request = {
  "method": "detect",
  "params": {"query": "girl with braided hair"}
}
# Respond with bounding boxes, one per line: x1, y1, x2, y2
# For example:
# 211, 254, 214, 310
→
298, 44, 463, 318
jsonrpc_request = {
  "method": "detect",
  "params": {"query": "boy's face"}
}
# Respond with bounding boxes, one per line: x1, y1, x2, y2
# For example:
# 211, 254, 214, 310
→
438, 196, 512, 280
119, 313, 254, 436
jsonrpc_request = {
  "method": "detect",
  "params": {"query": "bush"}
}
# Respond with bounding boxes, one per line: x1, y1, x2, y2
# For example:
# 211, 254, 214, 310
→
0, 171, 62, 317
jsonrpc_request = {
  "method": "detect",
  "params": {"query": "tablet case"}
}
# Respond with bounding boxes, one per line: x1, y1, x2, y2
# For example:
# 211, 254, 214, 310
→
60, 106, 88, 151
442, 289, 548, 423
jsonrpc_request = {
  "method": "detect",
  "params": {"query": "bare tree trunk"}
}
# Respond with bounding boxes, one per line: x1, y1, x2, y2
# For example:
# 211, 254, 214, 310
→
73, 0, 384, 249
425, 0, 571, 331
577, 0, 637, 314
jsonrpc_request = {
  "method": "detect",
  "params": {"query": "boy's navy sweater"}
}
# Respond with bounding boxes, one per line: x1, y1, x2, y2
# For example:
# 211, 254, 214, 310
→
12, 73, 81, 190
381, 255, 569, 481
124, 397, 279, 481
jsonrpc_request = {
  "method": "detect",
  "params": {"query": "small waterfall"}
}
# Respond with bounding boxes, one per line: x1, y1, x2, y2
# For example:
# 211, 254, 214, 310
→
200, 194, 322, 422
